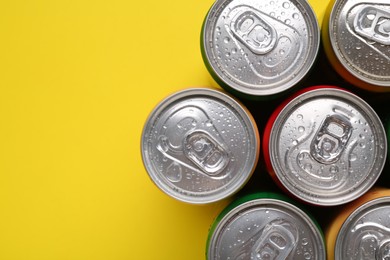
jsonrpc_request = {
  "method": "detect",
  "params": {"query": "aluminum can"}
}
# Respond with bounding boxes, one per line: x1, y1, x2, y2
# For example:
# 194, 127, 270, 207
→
206, 192, 326, 260
263, 86, 387, 206
201, 0, 320, 98
388, 114, 390, 164
323, 0, 390, 92
326, 187, 390, 260
141, 88, 259, 204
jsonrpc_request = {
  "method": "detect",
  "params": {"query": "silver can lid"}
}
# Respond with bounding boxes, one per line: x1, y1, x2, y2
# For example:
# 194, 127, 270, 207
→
202, 0, 319, 96
336, 197, 390, 259
207, 198, 326, 259
329, 0, 390, 88
141, 88, 259, 204
269, 88, 387, 206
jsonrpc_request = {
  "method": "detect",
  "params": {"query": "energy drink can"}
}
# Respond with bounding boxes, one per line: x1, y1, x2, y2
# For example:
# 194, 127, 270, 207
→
141, 88, 259, 204
206, 192, 326, 259
263, 86, 387, 206
323, 0, 390, 92
201, 0, 320, 99
326, 187, 390, 260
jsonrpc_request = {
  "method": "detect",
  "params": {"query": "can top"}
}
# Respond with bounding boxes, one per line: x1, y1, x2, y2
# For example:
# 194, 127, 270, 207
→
335, 197, 390, 259
202, 0, 319, 96
329, 0, 390, 88
141, 88, 259, 204
269, 88, 387, 206
207, 197, 326, 260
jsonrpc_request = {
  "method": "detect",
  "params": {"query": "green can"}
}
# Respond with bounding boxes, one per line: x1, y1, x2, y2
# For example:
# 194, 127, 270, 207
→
206, 192, 326, 259
201, 0, 320, 99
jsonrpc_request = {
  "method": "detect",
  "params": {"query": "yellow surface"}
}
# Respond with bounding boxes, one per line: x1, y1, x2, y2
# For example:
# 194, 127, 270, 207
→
0, 1, 329, 259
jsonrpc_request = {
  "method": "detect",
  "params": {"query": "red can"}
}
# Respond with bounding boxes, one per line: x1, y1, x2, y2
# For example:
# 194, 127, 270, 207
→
263, 86, 387, 206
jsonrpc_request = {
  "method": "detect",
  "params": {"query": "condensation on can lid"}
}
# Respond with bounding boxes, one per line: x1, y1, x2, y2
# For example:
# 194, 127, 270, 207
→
269, 88, 387, 206
202, 0, 320, 97
141, 88, 259, 204
335, 197, 390, 259
207, 198, 326, 260
329, 0, 390, 88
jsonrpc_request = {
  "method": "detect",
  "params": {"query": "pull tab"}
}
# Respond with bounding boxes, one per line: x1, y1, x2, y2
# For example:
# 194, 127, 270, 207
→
251, 220, 297, 260
354, 6, 390, 45
353, 223, 390, 259
358, 234, 379, 259
183, 131, 229, 176
310, 114, 352, 164
230, 7, 277, 54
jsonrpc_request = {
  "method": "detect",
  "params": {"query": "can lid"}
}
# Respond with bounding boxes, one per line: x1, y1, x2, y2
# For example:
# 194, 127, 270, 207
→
201, 0, 319, 96
207, 197, 326, 259
335, 197, 390, 259
141, 88, 259, 204
329, 0, 390, 88
269, 88, 387, 206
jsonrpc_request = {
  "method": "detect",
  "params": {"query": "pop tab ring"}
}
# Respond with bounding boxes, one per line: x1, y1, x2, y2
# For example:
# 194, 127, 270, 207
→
156, 105, 230, 178
229, 6, 278, 55
310, 114, 353, 165
354, 6, 390, 45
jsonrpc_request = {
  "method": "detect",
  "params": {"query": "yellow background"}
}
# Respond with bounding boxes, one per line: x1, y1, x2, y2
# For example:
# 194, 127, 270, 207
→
0, 1, 328, 259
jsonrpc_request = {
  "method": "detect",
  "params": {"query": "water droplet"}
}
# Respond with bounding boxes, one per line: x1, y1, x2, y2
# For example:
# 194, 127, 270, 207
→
298, 126, 305, 132
349, 153, 357, 162
225, 52, 231, 57
205, 120, 213, 127
292, 140, 298, 145
283, 2, 290, 8
232, 48, 237, 54
304, 164, 312, 171
360, 143, 366, 148
166, 162, 182, 182
304, 252, 312, 259
270, 12, 275, 17
157, 136, 169, 152
279, 49, 285, 55
297, 114, 303, 119
224, 37, 230, 43
285, 19, 291, 25
330, 166, 339, 174
293, 13, 299, 19
302, 238, 309, 245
